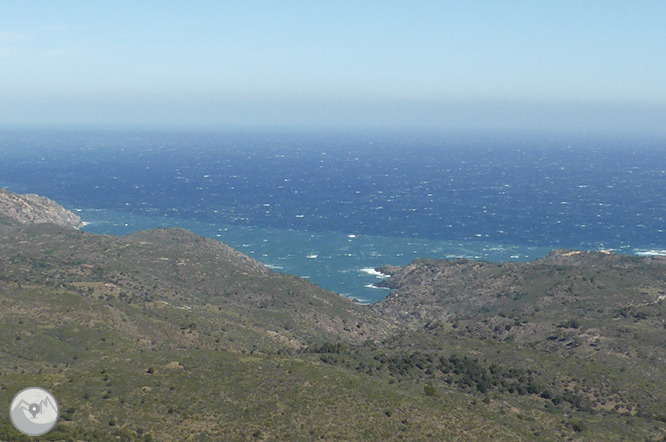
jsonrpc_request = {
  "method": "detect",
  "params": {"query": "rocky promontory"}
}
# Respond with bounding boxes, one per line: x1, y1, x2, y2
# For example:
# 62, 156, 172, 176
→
0, 187, 83, 230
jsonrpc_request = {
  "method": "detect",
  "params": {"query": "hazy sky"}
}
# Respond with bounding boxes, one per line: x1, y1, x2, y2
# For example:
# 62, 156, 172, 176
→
2, 1, 665, 134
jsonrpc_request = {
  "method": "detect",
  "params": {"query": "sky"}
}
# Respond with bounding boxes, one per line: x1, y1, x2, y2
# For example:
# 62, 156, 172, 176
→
1, 1, 665, 134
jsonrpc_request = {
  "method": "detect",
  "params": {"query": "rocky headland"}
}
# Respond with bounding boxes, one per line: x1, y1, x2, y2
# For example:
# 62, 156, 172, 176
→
0, 187, 83, 230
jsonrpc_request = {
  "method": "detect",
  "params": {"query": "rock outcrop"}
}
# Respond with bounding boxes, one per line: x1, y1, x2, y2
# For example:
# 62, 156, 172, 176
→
0, 187, 83, 230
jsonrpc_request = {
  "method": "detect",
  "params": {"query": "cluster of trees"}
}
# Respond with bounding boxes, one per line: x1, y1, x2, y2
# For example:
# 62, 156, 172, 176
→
310, 343, 600, 412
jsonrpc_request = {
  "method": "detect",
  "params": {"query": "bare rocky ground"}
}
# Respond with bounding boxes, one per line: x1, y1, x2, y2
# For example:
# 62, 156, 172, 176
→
0, 187, 83, 231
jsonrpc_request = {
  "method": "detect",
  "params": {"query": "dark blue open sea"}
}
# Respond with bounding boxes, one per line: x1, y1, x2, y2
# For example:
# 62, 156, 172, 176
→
2, 129, 666, 302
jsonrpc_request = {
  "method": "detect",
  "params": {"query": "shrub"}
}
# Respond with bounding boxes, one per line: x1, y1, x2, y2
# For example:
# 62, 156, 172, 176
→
424, 385, 439, 397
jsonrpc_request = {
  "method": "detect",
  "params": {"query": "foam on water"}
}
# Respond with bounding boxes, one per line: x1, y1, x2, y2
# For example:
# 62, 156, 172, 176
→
360, 268, 389, 278
364, 284, 390, 290
635, 249, 666, 256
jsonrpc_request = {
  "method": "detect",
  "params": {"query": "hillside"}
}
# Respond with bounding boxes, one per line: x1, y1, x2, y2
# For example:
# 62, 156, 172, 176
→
359, 251, 666, 440
1, 187, 666, 440
0, 223, 390, 351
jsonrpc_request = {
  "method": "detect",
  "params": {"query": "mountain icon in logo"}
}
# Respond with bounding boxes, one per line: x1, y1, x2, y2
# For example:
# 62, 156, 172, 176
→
9, 387, 59, 436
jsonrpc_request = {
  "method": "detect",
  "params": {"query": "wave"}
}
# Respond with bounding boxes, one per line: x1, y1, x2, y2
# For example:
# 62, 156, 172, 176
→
635, 249, 666, 256
351, 297, 372, 304
364, 283, 390, 290
359, 267, 389, 278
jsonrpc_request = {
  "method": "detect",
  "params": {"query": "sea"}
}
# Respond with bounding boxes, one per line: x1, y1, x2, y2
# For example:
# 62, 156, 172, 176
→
2, 128, 665, 303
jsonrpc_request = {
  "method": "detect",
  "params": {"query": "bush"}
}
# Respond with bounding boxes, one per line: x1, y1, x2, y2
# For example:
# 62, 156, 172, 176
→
424, 385, 439, 397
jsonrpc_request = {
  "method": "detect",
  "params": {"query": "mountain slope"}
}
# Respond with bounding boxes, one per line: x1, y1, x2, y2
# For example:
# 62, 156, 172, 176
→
0, 223, 548, 441
2, 187, 666, 440
0, 223, 391, 349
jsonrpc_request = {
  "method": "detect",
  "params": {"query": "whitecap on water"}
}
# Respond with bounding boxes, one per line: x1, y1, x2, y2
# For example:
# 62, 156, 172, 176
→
364, 284, 390, 290
359, 267, 389, 278
635, 249, 666, 256
352, 297, 372, 304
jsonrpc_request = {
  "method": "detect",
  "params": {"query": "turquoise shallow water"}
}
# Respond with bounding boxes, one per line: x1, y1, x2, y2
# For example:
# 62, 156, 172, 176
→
79, 208, 552, 303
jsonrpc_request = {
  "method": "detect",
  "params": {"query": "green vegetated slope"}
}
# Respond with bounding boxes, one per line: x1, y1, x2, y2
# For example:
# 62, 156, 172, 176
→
365, 251, 666, 440
1, 222, 666, 441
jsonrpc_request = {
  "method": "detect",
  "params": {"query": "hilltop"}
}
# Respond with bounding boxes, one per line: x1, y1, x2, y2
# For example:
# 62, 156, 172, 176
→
1, 188, 666, 440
